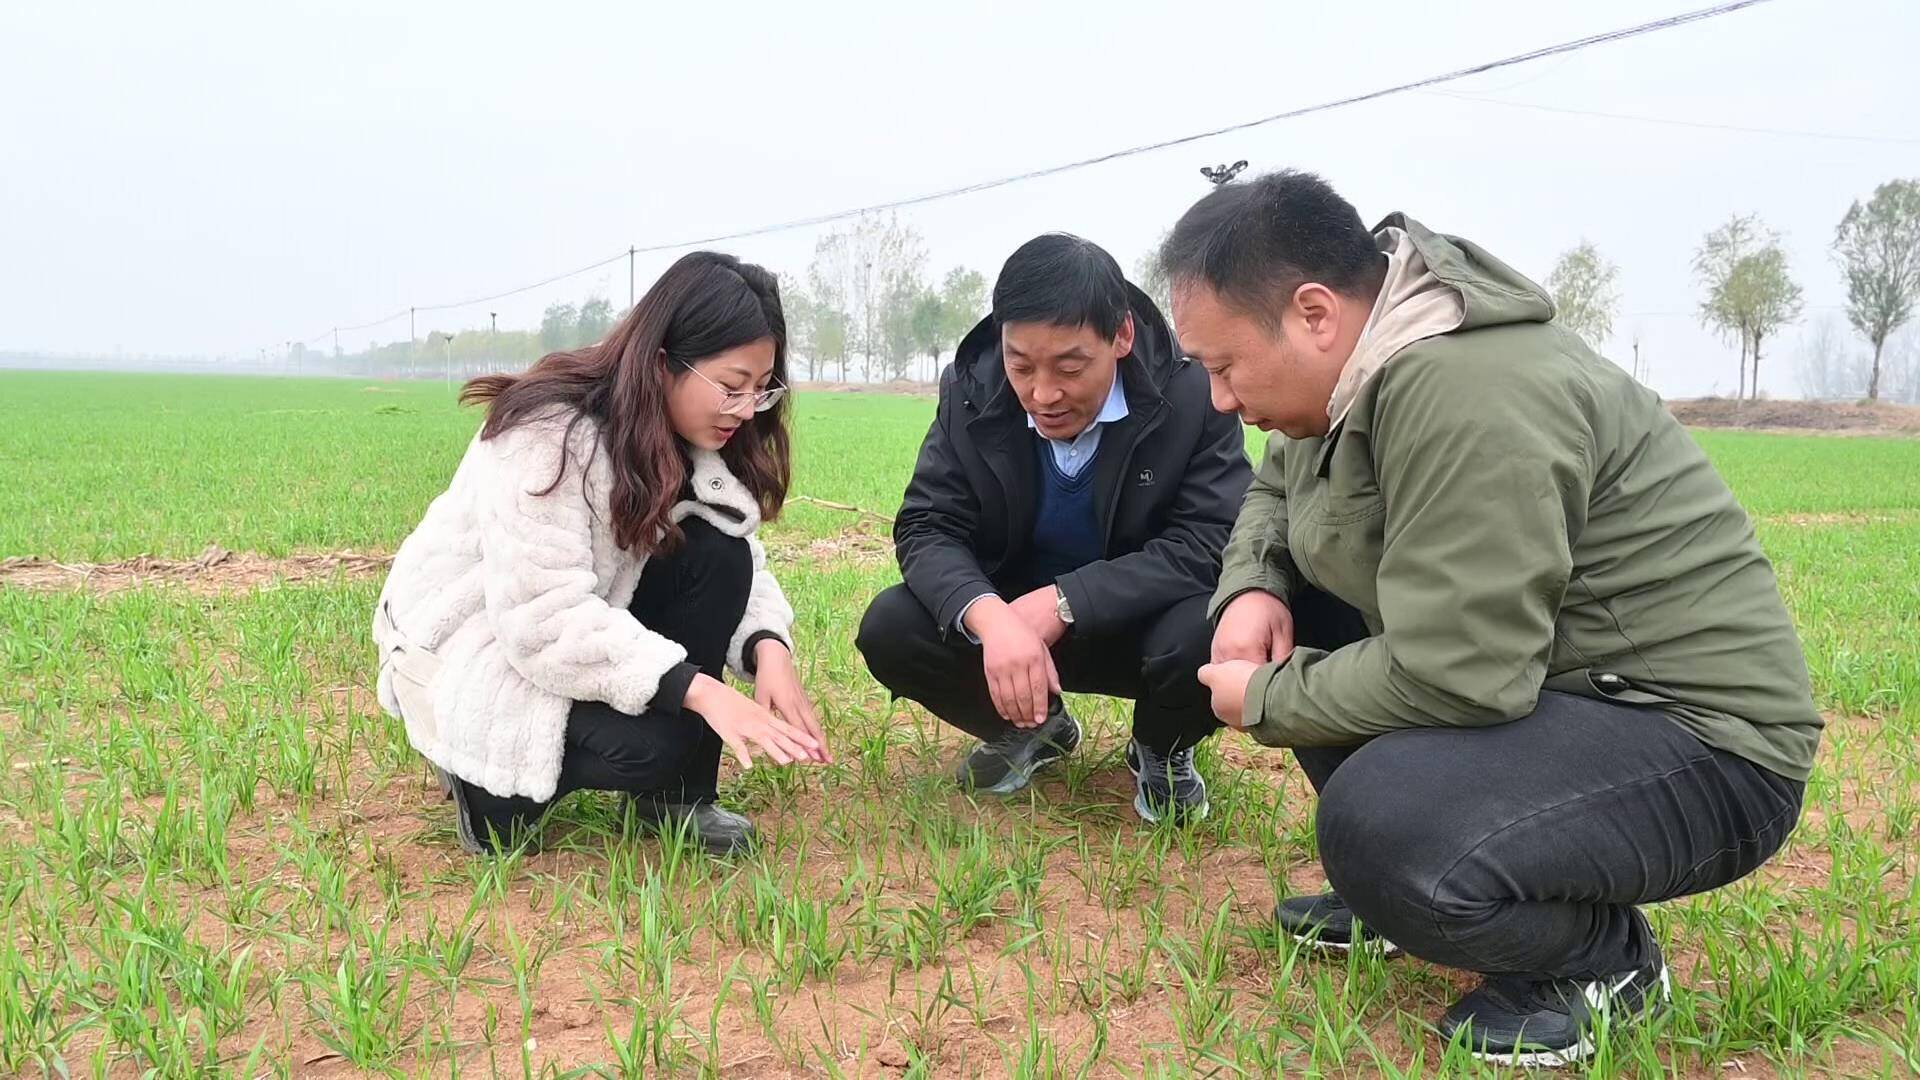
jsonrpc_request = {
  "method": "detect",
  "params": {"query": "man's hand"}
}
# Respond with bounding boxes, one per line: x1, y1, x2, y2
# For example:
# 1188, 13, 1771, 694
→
1198, 659, 1259, 730
1212, 590, 1296, 665
964, 596, 1062, 728
1008, 585, 1070, 647
751, 639, 831, 763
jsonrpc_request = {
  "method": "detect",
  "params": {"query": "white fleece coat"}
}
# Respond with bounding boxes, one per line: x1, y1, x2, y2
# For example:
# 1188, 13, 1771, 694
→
371, 409, 795, 801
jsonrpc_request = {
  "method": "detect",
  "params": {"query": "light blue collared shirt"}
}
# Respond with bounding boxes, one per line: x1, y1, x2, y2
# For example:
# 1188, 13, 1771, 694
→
954, 372, 1129, 640
1026, 372, 1130, 479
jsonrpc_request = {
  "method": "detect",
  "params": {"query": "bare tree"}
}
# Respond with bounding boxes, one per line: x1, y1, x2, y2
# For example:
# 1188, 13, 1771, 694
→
806, 214, 927, 381
1832, 178, 1920, 402
1695, 215, 1804, 401
1794, 315, 1866, 401
1884, 325, 1920, 405
806, 233, 853, 382
1133, 234, 1174, 322
1547, 240, 1620, 349
779, 274, 820, 381
876, 277, 923, 380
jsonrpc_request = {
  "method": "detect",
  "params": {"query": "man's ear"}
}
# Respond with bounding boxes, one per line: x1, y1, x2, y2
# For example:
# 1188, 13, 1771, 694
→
1292, 283, 1342, 350
1112, 312, 1137, 358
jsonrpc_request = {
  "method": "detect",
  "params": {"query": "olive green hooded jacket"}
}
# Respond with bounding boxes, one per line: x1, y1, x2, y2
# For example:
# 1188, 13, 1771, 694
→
1211, 214, 1821, 780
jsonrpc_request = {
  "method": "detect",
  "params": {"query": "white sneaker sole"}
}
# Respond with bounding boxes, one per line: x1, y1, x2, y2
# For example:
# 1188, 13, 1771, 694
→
1132, 785, 1210, 824
1288, 928, 1402, 956
1462, 964, 1671, 1069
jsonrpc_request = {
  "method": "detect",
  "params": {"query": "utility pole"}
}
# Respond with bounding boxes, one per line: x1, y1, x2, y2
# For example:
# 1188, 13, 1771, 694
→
442, 332, 454, 391
409, 307, 417, 380
628, 246, 637, 311
490, 312, 497, 375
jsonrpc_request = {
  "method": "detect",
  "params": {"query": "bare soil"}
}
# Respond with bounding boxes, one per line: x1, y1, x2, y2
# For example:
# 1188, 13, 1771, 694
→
1669, 397, 1920, 435
0, 545, 390, 595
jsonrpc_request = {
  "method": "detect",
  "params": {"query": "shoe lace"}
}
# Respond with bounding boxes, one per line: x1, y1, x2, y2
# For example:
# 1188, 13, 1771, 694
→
1137, 742, 1194, 779
985, 725, 1041, 753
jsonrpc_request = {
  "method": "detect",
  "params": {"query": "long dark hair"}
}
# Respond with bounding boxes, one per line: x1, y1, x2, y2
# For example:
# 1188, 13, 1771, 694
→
461, 251, 792, 554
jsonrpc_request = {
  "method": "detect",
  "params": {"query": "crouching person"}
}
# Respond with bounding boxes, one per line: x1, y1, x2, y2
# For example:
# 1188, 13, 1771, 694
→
1170, 171, 1819, 1065
374, 252, 829, 857
858, 234, 1252, 822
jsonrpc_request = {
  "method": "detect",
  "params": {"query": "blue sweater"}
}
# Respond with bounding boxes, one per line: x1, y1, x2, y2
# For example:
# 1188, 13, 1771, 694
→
1026, 442, 1103, 589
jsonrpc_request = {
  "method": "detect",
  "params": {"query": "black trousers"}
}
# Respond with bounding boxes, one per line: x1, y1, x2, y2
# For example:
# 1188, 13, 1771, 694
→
1287, 586, 1805, 980
856, 583, 1221, 754
460, 517, 749, 838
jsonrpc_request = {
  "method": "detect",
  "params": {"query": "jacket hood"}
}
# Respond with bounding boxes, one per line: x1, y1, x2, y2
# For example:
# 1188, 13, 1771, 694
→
1325, 214, 1557, 428
1376, 213, 1555, 332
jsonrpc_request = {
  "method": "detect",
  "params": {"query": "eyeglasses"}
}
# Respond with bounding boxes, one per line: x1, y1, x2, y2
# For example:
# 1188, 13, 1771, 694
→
679, 362, 788, 415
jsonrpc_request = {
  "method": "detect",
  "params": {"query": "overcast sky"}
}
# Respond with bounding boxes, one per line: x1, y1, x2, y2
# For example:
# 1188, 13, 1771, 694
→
3, 0, 1916, 396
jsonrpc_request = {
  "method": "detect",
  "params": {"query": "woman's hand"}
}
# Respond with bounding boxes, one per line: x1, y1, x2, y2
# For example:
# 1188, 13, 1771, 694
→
752, 639, 831, 763
685, 672, 822, 769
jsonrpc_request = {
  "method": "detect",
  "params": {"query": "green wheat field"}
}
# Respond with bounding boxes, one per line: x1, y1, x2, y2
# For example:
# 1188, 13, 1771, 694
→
1, 371, 1916, 1077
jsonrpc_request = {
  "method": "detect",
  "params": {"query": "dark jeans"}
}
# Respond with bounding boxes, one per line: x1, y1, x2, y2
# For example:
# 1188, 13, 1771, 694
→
856, 583, 1221, 754
1287, 585, 1805, 980
460, 517, 749, 838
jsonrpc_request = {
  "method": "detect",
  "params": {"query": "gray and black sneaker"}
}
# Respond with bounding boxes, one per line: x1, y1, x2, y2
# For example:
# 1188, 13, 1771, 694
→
1439, 932, 1671, 1067
1275, 891, 1401, 955
446, 773, 485, 854
954, 704, 1082, 796
447, 776, 542, 855
629, 798, 758, 858
1125, 739, 1210, 823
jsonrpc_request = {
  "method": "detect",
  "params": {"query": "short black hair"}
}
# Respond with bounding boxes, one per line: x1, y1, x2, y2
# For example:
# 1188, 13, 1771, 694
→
1157, 170, 1382, 328
992, 233, 1129, 340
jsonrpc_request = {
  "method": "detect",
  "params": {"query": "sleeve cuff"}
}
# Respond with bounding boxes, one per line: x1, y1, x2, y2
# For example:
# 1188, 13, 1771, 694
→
653, 661, 701, 717
740, 631, 787, 676
953, 591, 996, 645
1208, 581, 1288, 626
1239, 659, 1287, 746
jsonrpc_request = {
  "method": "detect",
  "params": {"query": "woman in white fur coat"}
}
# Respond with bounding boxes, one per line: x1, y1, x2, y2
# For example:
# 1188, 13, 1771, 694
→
374, 251, 828, 855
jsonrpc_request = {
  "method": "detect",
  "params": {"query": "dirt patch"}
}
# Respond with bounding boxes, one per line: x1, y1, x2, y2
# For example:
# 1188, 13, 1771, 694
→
1669, 397, 1920, 435
0, 544, 390, 595
795, 381, 938, 398
1760, 512, 1904, 527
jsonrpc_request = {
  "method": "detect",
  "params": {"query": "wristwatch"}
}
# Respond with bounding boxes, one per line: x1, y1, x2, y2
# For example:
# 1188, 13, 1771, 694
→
1054, 588, 1075, 625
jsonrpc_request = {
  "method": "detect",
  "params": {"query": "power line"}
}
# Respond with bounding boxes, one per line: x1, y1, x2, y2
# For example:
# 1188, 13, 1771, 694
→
414, 250, 631, 313
1429, 90, 1920, 145
271, 0, 1778, 358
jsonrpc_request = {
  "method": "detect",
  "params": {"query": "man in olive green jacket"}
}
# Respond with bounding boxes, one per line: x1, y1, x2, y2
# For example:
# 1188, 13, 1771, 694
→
1163, 170, 1819, 1067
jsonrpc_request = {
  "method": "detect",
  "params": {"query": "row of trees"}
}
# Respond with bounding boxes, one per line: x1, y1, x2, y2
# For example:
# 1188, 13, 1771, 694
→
315, 177, 1918, 398
781, 213, 989, 383
1544, 177, 1919, 402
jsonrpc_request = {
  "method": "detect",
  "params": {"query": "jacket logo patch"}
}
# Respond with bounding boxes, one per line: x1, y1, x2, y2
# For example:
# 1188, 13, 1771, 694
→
1137, 468, 1155, 486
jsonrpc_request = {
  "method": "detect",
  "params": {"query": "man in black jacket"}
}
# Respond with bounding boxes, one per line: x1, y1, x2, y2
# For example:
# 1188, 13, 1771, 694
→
857, 234, 1252, 821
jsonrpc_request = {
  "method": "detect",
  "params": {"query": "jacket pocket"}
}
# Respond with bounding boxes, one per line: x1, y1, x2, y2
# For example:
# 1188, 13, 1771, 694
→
1544, 667, 1674, 707
379, 603, 445, 745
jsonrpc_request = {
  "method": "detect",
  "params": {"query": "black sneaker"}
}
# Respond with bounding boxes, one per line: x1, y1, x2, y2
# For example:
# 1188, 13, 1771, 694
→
1125, 739, 1210, 823
954, 705, 1082, 796
1275, 892, 1401, 955
629, 798, 758, 858
1439, 942, 1671, 1067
